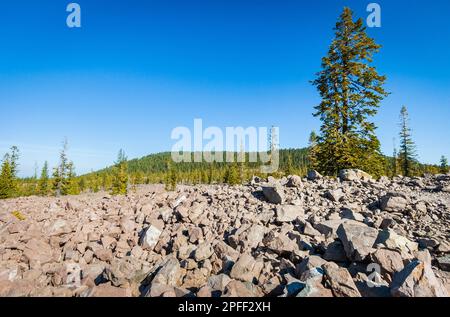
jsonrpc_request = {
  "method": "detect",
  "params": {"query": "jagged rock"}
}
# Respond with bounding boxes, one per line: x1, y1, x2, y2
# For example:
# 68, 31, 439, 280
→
336, 222, 379, 261
286, 175, 303, 188
379, 192, 408, 212
339, 169, 372, 182
437, 255, 450, 271
281, 274, 305, 297
207, 274, 231, 293
194, 243, 214, 262
276, 205, 304, 222
370, 248, 404, 279
297, 268, 333, 297
158, 207, 173, 223
437, 241, 450, 253
296, 256, 328, 277
323, 263, 361, 297
230, 254, 263, 283
23, 239, 55, 267
418, 238, 439, 249
139, 225, 162, 251
152, 257, 184, 287
307, 170, 322, 181
379, 218, 395, 230
222, 280, 262, 297
182, 268, 209, 289
324, 189, 344, 202
48, 219, 72, 236
340, 208, 364, 222
263, 232, 297, 255
303, 222, 322, 237
323, 241, 347, 262
262, 183, 285, 204
391, 260, 448, 297
313, 219, 364, 239
228, 224, 266, 250
102, 257, 149, 287
439, 185, 450, 193
94, 248, 113, 262
375, 230, 418, 257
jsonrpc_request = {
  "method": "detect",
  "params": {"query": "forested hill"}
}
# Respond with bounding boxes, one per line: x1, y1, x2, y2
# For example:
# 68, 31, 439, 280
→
78, 148, 310, 189
124, 148, 310, 174
95, 147, 440, 180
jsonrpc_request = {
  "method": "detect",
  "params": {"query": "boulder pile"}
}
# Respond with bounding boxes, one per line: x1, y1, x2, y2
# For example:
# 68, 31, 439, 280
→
0, 170, 449, 297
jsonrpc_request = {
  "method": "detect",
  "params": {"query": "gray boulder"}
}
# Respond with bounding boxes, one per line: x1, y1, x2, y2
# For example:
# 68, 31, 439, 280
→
262, 183, 285, 204
337, 222, 379, 261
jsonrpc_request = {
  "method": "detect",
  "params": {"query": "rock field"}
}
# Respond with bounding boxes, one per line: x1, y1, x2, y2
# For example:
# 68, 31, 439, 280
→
1, 169, 450, 297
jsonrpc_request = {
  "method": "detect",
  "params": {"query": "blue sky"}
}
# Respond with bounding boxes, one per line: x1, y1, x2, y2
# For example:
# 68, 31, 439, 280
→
0, 0, 449, 177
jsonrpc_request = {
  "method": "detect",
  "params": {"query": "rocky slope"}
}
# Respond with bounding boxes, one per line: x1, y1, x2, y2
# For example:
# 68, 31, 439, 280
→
1, 169, 449, 297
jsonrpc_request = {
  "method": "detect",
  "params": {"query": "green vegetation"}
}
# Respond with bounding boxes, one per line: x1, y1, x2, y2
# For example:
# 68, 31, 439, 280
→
0, 147, 19, 199
310, 7, 388, 177
111, 149, 129, 195
52, 139, 76, 196
440, 156, 449, 174
0, 145, 444, 200
164, 159, 178, 191
398, 106, 417, 177
38, 161, 50, 195
0, 155, 14, 199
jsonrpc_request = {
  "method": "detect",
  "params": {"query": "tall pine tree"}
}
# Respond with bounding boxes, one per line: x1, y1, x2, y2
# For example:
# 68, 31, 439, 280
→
224, 163, 240, 185
311, 8, 388, 177
285, 154, 294, 176
398, 106, 417, 177
111, 149, 129, 195
38, 161, 50, 195
66, 161, 80, 195
49, 139, 78, 196
392, 138, 399, 177
0, 155, 14, 199
0, 146, 20, 199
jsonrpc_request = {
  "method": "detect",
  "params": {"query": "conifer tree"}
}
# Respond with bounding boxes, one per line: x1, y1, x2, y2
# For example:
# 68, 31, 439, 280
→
308, 131, 318, 148
38, 161, 50, 195
392, 138, 399, 177
398, 106, 417, 177
224, 163, 240, 185
0, 146, 20, 199
66, 162, 80, 195
440, 156, 448, 174
311, 7, 388, 177
111, 149, 128, 195
0, 155, 14, 199
102, 173, 112, 191
91, 173, 100, 192
164, 159, 177, 191
285, 154, 294, 176
52, 139, 71, 196
208, 162, 214, 184
9, 146, 19, 179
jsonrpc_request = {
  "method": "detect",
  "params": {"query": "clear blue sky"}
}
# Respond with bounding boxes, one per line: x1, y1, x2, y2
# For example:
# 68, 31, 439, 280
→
1, 0, 449, 177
